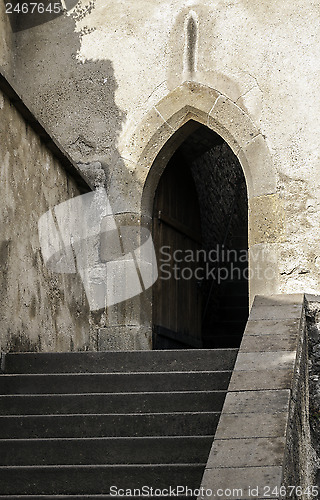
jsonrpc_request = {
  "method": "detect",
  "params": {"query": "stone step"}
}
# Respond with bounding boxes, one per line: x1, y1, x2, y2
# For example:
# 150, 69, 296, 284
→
0, 348, 240, 497
213, 258, 248, 269
0, 371, 232, 395
0, 436, 213, 466
0, 411, 220, 438
3, 349, 238, 374
0, 464, 205, 495
0, 391, 226, 415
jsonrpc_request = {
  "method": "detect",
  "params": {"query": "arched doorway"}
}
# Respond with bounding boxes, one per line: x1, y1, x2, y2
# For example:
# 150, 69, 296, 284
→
105, 82, 279, 352
152, 122, 249, 349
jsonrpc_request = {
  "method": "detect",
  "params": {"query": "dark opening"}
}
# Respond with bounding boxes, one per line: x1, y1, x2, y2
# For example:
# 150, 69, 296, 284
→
152, 121, 249, 349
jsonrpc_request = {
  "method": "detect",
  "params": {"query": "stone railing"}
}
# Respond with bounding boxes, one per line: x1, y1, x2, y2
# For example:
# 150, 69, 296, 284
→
199, 294, 313, 500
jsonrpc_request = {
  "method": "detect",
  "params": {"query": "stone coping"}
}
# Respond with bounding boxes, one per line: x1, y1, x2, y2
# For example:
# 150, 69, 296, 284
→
198, 293, 307, 500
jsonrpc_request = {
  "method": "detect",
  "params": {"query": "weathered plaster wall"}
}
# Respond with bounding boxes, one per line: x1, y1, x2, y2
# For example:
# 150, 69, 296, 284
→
12, 6, 125, 178
0, 85, 95, 353
10, 0, 320, 300
0, 0, 14, 71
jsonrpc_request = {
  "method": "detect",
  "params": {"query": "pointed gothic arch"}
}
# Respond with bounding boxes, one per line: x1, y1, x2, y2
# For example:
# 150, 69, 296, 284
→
105, 82, 281, 350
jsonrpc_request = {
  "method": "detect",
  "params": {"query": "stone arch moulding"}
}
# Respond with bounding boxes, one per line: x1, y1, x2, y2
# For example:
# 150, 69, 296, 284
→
108, 82, 280, 347
114, 81, 277, 218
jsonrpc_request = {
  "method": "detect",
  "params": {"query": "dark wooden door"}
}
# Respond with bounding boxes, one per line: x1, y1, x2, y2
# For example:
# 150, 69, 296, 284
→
152, 154, 203, 349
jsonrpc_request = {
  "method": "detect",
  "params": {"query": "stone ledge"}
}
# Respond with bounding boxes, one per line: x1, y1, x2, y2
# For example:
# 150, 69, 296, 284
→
249, 304, 303, 321
240, 333, 299, 352
243, 319, 301, 336
198, 293, 308, 500
214, 413, 288, 440
207, 436, 286, 468
233, 351, 296, 371
228, 369, 294, 391
199, 466, 283, 500
98, 326, 152, 351
223, 389, 291, 414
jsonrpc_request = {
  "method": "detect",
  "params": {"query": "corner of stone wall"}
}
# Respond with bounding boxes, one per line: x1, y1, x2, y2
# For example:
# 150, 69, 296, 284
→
305, 295, 320, 487
282, 296, 315, 497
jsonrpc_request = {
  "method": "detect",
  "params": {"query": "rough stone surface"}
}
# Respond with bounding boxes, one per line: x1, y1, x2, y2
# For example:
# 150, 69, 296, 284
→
228, 369, 294, 391
200, 295, 315, 499
199, 466, 283, 500
223, 389, 291, 415
207, 436, 286, 468
249, 304, 303, 321
214, 413, 288, 440
240, 333, 299, 352
244, 318, 301, 336
233, 352, 296, 372
248, 194, 285, 246
0, 87, 94, 352
305, 298, 320, 486
0, 1, 13, 71
98, 326, 152, 351
5, 0, 320, 299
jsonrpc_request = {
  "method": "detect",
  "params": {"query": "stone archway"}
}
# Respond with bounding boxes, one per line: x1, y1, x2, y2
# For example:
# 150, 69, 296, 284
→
104, 82, 282, 350
151, 122, 249, 349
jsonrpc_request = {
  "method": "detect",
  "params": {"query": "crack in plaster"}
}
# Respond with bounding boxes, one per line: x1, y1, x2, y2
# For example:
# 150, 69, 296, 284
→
245, 71, 263, 95
145, 81, 167, 103
235, 85, 257, 104
206, 93, 222, 127
207, 92, 260, 134
247, 131, 263, 145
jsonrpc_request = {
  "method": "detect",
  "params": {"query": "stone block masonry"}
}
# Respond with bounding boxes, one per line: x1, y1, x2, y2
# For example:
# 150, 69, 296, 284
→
0, 68, 94, 353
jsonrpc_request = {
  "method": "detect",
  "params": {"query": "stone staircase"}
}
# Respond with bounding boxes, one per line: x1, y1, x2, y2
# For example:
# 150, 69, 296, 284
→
0, 348, 238, 498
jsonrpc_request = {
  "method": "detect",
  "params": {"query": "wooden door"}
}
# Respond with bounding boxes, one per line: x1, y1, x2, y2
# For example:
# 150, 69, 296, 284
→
152, 154, 203, 349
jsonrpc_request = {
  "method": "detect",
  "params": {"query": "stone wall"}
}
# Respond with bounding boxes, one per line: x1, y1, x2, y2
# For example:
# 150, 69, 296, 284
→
283, 304, 314, 497
306, 296, 320, 485
12, 6, 125, 178
1, 2, 320, 349
0, 72, 94, 353
190, 141, 247, 253
200, 294, 315, 500
0, 0, 13, 71
8, 0, 320, 300
189, 138, 248, 329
